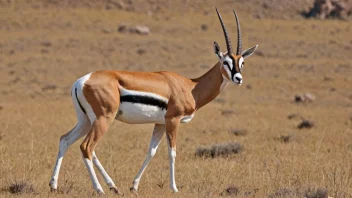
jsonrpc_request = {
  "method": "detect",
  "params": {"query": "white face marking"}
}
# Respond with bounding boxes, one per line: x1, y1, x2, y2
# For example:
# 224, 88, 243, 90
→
222, 56, 233, 80
239, 57, 244, 71
233, 73, 243, 85
222, 56, 243, 85
116, 87, 168, 124
223, 56, 233, 69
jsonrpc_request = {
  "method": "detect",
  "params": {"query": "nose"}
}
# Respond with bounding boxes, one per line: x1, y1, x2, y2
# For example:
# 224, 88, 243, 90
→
235, 76, 242, 82
233, 73, 243, 84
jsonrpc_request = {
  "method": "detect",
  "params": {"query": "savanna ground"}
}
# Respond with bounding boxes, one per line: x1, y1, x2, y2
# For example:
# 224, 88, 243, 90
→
0, 0, 352, 197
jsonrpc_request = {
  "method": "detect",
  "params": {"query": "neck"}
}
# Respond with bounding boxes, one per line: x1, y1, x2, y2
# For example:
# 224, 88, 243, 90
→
191, 62, 228, 110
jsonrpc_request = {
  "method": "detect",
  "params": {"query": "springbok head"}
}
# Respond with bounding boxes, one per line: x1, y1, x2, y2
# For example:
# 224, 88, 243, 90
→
214, 8, 258, 85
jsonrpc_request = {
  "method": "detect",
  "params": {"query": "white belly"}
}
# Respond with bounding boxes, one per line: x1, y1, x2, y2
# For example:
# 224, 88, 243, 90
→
116, 86, 195, 124
116, 102, 166, 124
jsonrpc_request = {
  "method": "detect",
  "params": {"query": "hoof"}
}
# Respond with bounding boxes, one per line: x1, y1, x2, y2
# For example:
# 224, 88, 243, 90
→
130, 187, 138, 195
50, 188, 57, 193
171, 188, 179, 193
96, 190, 105, 195
110, 187, 124, 195
49, 180, 57, 192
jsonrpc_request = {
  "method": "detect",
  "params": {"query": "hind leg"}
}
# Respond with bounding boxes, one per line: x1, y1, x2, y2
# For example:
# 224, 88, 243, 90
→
49, 115, 90, 191
80, 116, 116, 194
92, 151, 123, 195
78, 72, 120, 194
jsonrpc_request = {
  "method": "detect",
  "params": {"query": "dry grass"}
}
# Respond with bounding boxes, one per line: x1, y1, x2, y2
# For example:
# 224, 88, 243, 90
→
220, 185, 240, 196
304, 187, 329, 198
195, 142, 243, 158
276, 134, 298, 144
0, 180, 35, 195
269, 188, 299, 198
298, 120, 315, 129
229, 129, 248, 136
268, 187, 328, 198
0, 0, 352, 197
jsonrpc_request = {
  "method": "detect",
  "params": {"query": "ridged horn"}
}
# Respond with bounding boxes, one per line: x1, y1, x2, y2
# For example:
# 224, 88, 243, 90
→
233, 10, 242, 55
215, 8, 232, 54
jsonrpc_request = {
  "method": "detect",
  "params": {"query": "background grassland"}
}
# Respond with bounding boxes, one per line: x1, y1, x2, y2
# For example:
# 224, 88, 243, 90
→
0, 0, 351, 197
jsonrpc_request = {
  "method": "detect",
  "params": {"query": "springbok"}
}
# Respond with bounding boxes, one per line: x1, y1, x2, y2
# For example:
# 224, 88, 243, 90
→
49, 8, 258, 194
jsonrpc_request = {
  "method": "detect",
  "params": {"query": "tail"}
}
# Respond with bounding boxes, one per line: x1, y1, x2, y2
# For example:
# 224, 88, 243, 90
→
75, 87, 86, 114
71, 81, 86, 114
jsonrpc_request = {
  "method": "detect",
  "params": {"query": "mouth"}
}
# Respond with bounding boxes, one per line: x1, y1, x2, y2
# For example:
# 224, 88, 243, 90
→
234, 81, 242, 86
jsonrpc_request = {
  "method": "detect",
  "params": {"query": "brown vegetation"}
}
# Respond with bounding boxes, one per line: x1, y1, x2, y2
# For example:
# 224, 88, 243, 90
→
276, 134, 298, 144
195, 142, 243, 158
0, 0, 351, 197
269, 187, 328, 198
298, 120, 315, 129
1, 181, 35, 195
305, 0, 352, 19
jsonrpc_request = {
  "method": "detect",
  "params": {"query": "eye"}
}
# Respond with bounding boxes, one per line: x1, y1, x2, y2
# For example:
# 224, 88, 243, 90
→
240, 62, 244, 69
223, 61, 229, 66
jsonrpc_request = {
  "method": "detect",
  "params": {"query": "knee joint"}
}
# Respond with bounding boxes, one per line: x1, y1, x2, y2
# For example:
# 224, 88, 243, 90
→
169, 148, 176, 159
148, 148, 157, 157
59, 137, 68, 150
80, 143, 92, 159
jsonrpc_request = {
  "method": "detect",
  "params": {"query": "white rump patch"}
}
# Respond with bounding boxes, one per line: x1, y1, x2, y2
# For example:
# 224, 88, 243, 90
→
74, 73, 97, 123
239, 57, 244, 71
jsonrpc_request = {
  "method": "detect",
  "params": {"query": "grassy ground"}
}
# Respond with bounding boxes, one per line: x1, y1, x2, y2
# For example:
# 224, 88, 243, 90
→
0, 1, 352, 197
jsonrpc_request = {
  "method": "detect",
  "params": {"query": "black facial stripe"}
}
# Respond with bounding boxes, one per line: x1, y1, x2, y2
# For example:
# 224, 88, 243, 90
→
229, 56, 238, 81
121, 95, 168, 110
223, 61, 232, 74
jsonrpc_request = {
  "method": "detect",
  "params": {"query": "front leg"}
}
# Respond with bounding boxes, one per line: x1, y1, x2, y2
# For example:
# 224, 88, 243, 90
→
165, 117, 180, 193
130, 124, 165, 193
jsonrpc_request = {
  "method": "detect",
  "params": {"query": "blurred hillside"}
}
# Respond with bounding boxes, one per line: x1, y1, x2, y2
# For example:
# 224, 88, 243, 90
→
1, 0, 317, 19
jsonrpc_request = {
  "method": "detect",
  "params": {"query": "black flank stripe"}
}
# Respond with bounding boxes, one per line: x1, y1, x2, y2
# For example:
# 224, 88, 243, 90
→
121, 95, 168, 110
75, 87, 86, 114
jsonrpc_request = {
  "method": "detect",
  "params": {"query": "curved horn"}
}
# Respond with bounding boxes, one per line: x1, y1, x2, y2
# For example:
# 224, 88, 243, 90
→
215, 8, 232, 54
233, 10, 242, 55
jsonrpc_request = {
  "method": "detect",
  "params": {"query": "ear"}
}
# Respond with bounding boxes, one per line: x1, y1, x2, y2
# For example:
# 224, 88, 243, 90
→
241, 45, 258, 59
213, 41, 223, 59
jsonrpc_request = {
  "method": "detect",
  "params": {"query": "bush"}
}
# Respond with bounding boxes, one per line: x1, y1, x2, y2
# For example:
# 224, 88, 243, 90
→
1, 181, 35, 195
195, 142, 243, 158
220, 185, 240, 196
304, 187, 328, 198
